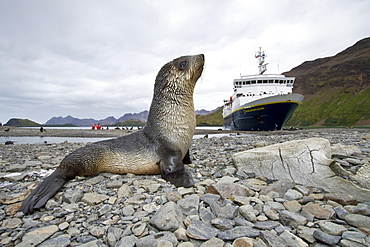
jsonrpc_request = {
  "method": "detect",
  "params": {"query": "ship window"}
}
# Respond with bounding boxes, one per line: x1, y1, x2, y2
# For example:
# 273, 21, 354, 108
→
246, 81, 250, 84
263, 80, 267, 83
268, 80, 273, 83
251, 80, 256, 84
257, 80, 262, 84
284, 80, 286, 84
279, 80, 284, 84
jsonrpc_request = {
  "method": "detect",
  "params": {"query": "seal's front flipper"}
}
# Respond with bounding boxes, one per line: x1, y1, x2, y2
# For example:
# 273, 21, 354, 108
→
19, 169, 72, 214
160, 155, 194, 187
182, 149, 191, 164
161, 167, 194, 187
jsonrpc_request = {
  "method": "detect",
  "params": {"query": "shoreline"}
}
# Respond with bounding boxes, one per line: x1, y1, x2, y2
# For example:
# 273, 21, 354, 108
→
1, 126, 369, 139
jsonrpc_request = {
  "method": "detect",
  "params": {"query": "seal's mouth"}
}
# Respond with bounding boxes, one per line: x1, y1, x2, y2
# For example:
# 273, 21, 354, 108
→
194, 54, 205, 78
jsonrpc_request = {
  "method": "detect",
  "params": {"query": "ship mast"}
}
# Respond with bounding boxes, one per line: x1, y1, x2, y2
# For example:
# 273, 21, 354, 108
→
255, 47, 268, 75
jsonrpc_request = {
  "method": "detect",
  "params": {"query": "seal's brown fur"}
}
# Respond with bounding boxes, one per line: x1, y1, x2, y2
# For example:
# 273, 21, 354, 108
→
20, 54, 204, 214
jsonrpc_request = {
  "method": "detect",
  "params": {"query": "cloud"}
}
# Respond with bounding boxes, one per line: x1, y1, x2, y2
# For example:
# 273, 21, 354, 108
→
0, 0, 369, 123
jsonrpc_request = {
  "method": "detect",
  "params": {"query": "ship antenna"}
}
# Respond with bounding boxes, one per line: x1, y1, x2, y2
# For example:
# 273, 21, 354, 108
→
255, 47, 268, 75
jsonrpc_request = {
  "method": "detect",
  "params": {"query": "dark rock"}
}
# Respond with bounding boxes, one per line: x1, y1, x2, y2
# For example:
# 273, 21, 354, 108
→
254, 221, 280, 230
199, 236, 225, 247
37, 234, 70, 247
354, 202, 370, 216
260, 179, 295, 197
115, 235, 137, 247
135, 231, 178, 247
279, 210, 308, 229
199, 207, 215, 224
344, 213, 370, 228
206, 183, 254, 199
177, 194, 199, 215
210, 201, 239, 219
259, 230, 287, 247
217, 226, 260, 240
200, 194, 221, 206
334, 206, 349, 219
313, 229, 341, 245
302, 203, 332, 219
186, 220, 219, 240
341, 230, 368, 245
211, 218, 235, 230
149, 201, 185, 231
324, 193, 358, 205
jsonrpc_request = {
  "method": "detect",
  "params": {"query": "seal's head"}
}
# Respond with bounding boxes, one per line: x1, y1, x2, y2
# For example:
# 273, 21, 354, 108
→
153, 54, 204, 100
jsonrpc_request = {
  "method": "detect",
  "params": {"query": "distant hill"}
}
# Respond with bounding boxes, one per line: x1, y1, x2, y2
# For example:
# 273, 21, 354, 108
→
43, 109, 218, 127
5, 118, 41, 127
116, 111, 148, 123
44, 115, 118, 126
196, 109, 217, 115
284, 37, 370, 126
196, 107, 223, 126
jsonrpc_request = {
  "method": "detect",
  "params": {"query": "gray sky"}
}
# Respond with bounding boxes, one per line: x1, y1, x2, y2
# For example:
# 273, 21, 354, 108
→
1, 0, 369, 124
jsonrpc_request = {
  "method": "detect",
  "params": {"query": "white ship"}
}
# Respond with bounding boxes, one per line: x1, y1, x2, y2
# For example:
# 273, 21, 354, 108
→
223, 48, 304, 131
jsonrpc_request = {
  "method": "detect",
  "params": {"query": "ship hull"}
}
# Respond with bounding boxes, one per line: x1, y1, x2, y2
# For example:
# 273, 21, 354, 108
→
223, 94, 303, 131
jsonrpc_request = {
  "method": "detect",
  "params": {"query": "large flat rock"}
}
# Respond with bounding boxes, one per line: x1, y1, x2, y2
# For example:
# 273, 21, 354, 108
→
232, 138, 370, 202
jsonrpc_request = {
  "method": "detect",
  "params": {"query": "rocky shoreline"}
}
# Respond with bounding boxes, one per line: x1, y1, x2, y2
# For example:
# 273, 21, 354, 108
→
0, 128, 369, 246
0, 126, 274, 138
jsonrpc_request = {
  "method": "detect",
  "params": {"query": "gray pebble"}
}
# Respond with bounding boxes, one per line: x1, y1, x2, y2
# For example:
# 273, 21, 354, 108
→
313, 229, 341, 245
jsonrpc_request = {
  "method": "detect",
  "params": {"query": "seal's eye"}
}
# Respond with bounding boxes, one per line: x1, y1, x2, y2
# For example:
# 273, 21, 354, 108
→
179, 61, 187, 68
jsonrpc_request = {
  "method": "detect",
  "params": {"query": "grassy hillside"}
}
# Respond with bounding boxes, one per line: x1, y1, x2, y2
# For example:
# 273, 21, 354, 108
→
286, 86, 370, 126
4, 118, 41, 127
196, 107, 223, 126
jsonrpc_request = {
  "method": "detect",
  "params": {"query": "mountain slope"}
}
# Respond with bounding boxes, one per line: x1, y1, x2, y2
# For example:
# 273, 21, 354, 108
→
284, 37, 370, 126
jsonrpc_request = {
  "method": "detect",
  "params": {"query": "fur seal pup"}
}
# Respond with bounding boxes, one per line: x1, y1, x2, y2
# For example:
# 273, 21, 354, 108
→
20, 54, 204, 214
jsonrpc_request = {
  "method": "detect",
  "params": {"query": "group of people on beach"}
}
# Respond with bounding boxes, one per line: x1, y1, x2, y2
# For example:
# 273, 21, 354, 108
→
91, 123, 102, 130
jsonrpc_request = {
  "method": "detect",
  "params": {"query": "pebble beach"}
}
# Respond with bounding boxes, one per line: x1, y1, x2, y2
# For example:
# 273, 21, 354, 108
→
1, 127, 370, 246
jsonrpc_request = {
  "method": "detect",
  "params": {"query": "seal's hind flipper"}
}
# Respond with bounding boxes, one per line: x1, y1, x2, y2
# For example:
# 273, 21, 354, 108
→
19, 169, 71, 214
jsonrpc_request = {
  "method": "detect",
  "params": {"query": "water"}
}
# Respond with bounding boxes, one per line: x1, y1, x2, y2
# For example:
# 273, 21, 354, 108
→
0, 136, 112, 145
2, 126, 224, 144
